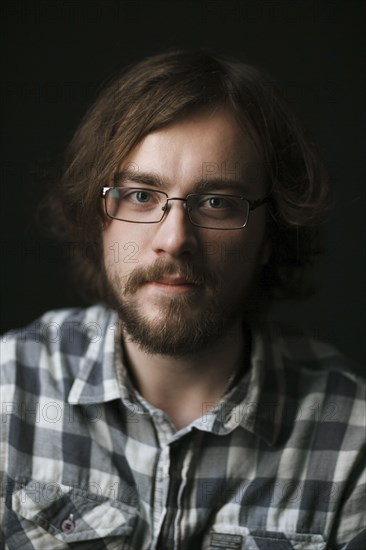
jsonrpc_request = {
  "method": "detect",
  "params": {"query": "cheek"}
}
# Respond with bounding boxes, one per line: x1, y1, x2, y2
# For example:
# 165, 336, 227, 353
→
207, 234, 266, 286
102, 225, 118, 266
210, 235, 257, 266
102, 224, 149, 270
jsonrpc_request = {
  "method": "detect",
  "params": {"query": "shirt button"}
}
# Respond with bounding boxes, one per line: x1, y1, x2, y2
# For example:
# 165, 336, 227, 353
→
61, 517, 75, 533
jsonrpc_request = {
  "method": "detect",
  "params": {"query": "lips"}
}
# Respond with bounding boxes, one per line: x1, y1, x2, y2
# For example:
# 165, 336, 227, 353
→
152, 276, 198, 285
123, 260, 210, 295
142, 276, 201, 295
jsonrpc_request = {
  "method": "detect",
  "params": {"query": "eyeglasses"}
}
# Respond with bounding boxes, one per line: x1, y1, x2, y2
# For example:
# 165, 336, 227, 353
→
101, 187, 270, 230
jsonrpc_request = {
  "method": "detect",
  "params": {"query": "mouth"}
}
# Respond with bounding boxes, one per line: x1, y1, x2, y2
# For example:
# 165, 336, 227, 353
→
154, 276, 198, 285
144, 276, 201, 294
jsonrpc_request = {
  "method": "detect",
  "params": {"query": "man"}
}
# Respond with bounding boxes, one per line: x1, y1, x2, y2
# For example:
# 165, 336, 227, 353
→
1, 50, 365, 549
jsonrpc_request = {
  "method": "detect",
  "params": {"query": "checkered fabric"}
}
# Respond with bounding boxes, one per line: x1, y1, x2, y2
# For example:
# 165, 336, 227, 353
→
1, 304, 365, 549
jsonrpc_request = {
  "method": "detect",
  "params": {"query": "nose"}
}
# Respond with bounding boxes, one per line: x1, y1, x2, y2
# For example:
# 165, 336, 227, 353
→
151, 198, 199, 257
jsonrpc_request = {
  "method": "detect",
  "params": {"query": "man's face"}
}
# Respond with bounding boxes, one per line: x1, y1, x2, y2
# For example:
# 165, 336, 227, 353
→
102, 108, 271, 355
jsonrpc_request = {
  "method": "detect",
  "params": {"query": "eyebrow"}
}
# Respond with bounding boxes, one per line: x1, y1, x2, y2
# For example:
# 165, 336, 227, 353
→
113, 169, 251, 193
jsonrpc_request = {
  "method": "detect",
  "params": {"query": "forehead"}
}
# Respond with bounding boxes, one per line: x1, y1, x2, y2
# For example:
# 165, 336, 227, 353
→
120, 107, 265, 192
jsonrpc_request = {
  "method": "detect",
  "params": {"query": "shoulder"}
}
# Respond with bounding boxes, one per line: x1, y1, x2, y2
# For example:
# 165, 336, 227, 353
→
0, 304, 117, 387
272, 321, 364, 382
265, 322, 365, 424
1, 303, 116, 345
264, 324, 366, 547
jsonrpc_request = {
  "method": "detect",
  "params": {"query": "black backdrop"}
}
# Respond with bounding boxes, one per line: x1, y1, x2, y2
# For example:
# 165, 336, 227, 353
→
1, 0, 365, 367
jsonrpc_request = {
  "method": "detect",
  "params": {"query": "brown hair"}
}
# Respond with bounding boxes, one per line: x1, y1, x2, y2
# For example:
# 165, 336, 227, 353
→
41, 48, 331, 303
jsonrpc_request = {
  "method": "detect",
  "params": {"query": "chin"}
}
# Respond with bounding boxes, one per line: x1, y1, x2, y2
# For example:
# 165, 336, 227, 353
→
118, 294, 244, 356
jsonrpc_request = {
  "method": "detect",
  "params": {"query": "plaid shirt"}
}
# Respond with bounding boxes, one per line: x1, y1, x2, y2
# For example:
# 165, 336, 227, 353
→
1, 304, 365, 550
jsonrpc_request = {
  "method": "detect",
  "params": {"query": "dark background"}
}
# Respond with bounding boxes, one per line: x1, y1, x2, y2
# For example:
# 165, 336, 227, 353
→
1, 0, 365, 367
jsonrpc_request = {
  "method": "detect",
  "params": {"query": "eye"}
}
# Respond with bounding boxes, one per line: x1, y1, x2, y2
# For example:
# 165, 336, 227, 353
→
207, 196, 228, 208
199, 195, 235, 209
131, 190, 152, 203
122, 188, 163, 211
123, 189, 161, 206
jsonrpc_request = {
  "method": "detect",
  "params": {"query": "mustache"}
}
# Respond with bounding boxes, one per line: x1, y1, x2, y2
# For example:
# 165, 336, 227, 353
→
123, 259, 217, 294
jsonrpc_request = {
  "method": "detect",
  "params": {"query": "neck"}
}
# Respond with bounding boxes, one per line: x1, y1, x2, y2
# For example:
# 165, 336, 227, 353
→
121, 320, 251, 429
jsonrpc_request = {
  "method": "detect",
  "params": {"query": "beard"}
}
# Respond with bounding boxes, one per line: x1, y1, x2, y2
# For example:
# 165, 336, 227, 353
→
102, 258, 254, 356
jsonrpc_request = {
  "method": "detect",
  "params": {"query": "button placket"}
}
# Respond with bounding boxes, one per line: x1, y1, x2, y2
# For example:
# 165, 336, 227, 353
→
151, 414, 175, 545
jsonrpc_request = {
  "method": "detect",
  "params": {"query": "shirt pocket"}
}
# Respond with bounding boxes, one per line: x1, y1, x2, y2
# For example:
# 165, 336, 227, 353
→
202, 524, 327, 550
8, 479, 139, 550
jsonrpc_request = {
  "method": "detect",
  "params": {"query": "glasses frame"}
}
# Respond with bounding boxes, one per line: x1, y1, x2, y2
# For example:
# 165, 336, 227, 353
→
101, 187, 270, 230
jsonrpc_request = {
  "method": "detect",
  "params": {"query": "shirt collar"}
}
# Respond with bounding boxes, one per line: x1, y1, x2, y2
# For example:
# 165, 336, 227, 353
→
66, 306, 286, 445
192, 321, 287, 446
67, 307, 122, 405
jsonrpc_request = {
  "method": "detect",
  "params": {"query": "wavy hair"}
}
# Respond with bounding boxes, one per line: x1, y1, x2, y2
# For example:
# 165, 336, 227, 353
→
41, 49, 331, 303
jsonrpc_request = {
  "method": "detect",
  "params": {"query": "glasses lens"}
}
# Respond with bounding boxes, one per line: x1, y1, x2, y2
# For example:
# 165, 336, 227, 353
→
188, 194, 249, 229
106, 188, 166, 222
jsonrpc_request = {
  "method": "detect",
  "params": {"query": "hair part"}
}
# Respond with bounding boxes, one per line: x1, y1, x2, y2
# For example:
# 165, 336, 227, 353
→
40, 48, 331, 304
